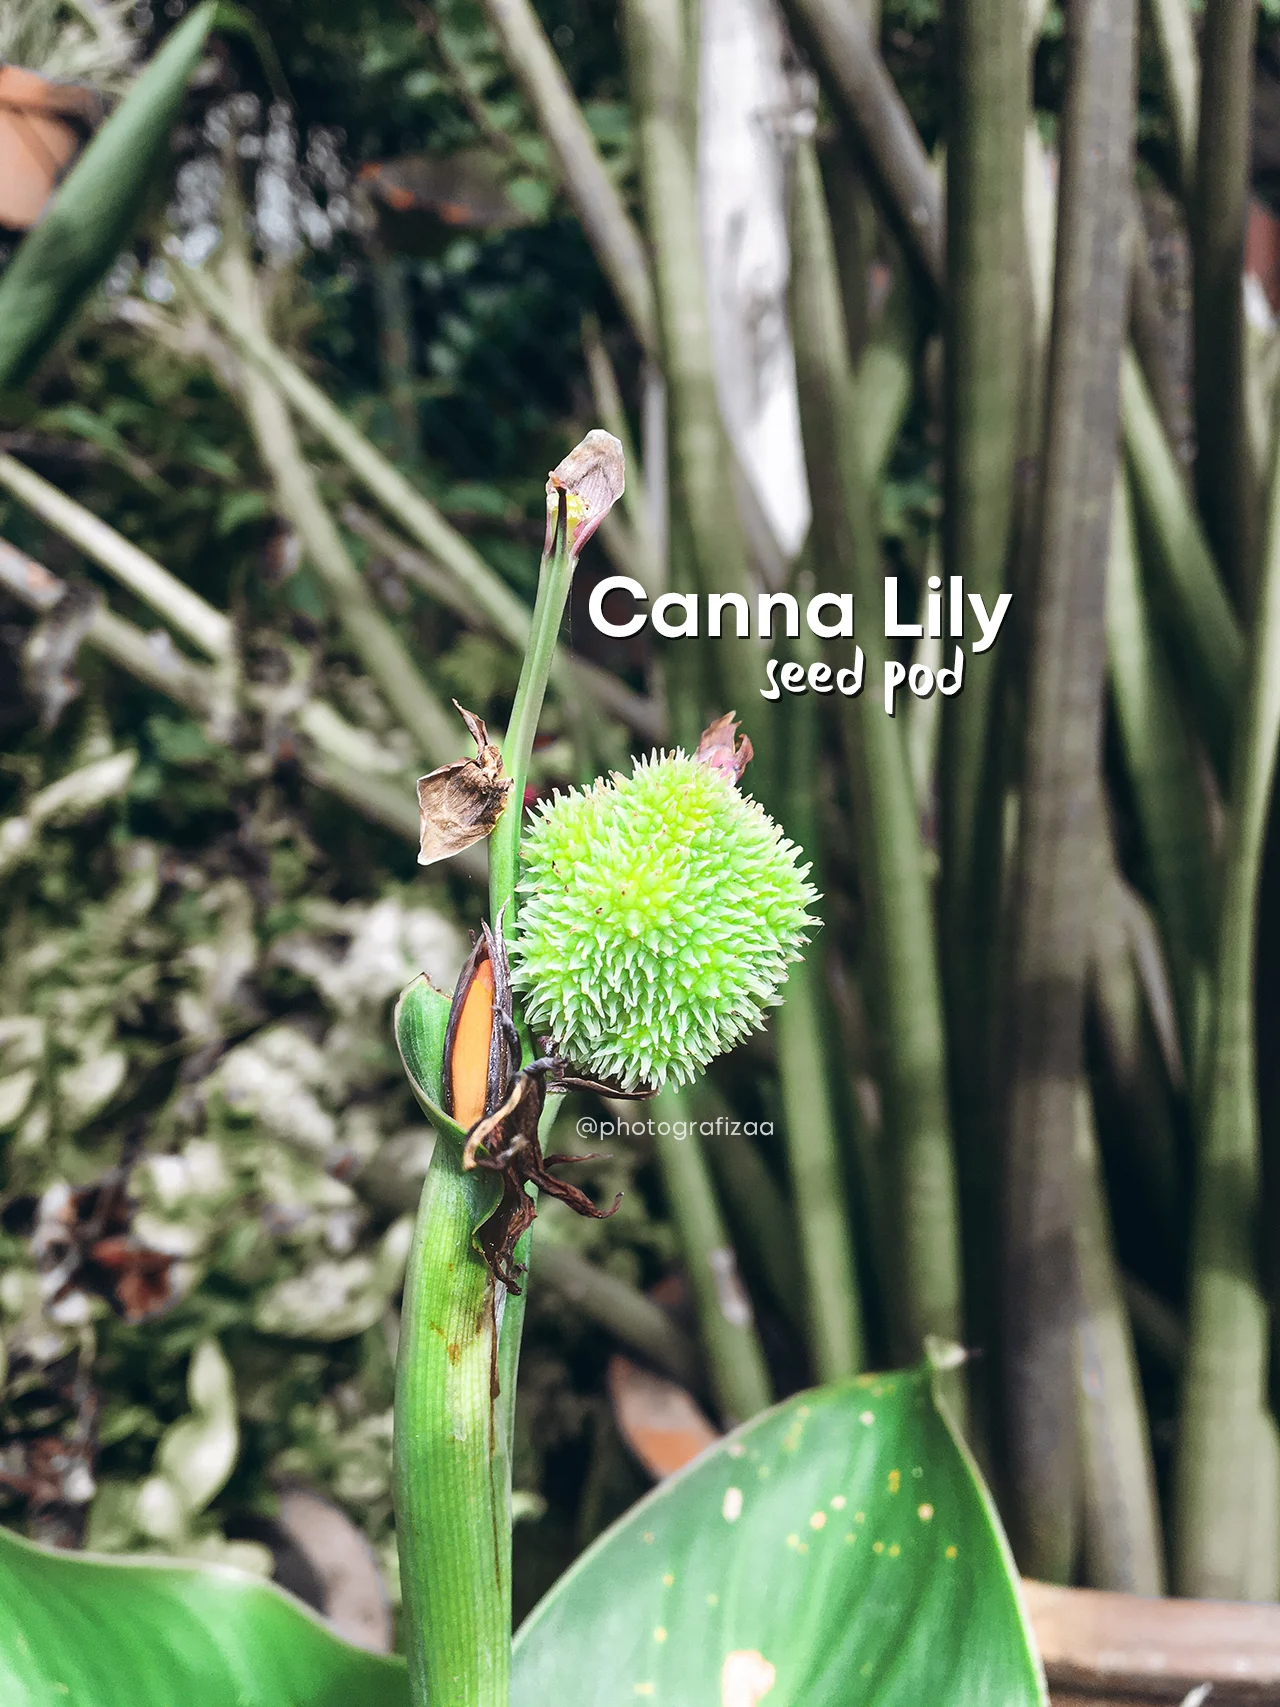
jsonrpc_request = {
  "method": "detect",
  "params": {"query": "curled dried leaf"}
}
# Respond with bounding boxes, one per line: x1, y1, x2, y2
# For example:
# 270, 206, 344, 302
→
416, 701, 514, 866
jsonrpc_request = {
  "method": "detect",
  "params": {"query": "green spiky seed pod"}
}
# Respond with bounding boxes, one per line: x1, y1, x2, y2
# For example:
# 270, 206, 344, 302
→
510, 749, 820, 1090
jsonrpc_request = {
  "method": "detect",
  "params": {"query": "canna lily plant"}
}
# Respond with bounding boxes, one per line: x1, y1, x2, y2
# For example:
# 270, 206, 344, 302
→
0, 428, 1048, 1707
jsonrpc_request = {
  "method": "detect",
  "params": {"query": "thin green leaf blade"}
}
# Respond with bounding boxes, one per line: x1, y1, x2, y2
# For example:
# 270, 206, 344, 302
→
512, 1367, 1047, 1705
0, 1524, 409, 1707
0, 3, 216, 389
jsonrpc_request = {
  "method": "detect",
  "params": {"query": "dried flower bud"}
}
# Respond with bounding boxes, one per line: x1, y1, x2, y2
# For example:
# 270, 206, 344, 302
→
545, 428, 625, 560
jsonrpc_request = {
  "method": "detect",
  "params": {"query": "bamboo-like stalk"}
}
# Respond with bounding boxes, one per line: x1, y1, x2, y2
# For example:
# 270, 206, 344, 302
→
218, 248, 458, 768
940, 0, 1027, 943
1074, 1081, 1166, 1595
939, 0, 1028, 1451
0, 450, 232, 661
773, 665, 865, 1381
779, 0, 943, 289
651, 1085, 773, 1423
1106, 467, 1215, 1085
581, 315, 663, 595
477, 0, 659, 356
1173, 387, 1280, 1602
1121, 350, 1243, 782
1192, 0, 1257, 608
1002, 0, 1136, 1583
790, 139, 964, 1381
622, 0, 768, 747
1146, 0, 1199, 202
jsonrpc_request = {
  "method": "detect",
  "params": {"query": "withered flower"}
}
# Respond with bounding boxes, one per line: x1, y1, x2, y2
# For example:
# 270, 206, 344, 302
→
545, 428, 625, 562
416, 701, 514, 867
442, 916, 620, 1293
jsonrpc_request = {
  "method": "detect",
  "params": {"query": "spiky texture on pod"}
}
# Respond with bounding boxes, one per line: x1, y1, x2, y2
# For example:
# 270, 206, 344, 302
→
510, 752, 819, 1090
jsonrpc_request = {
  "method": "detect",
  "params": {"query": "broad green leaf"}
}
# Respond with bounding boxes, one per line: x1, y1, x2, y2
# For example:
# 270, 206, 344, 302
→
0, 5, 216, 389
395, 972, 465, 1140
0, 1522, 409, 1707
513, 1367, 1047, 1706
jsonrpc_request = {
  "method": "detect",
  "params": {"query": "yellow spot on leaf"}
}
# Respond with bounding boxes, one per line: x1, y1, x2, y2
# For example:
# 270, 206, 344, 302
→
918, 1503, 934, 1522
810, 1511, 827, 1530
859, 1411, 875, 1426
727, 1441, 746, 1458
830, 1494, 847, 1510
855, 1511, 865, 1524
663, 1572, 675, 1587
797, 1405, 810, 1418
654, 1627, 668, 1643
873, 1540, 885, 1554
707, 1593, 720, 1607
888, 1543, 901, 1557
888, 1469, 901, 1494
722, 1486, 744, 1523
642, 1532, 655, 1544
635, 1685, 655, 1697
786, 1533, 800, 1549
945, 1544, 958, 1559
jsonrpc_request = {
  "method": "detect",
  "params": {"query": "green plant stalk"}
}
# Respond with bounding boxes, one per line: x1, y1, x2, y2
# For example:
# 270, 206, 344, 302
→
0, 451, 232, 661
790, 138, 964, 1378
1173, 390, 1280, 1602
478, 0, 658, 357
1106, 468, 1215, 1086
1192, 0, 1257, 608
774, 654, 864, 1381
395, 1143, 508, 1707
217, 247, 458, 767
1147, 0, 1199, 201
488, 520, 575, 926
651, 1085, 772, 1424
1121, 351, 1243, 784
779, 0, 943, 289
1073, 1081, 1165, 1595
939, 0, 1027, 985
622, 0, 770, 757
1002, 0, 1135, 1583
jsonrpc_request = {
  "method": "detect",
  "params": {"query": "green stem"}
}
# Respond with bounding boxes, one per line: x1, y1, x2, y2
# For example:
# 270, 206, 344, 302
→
1106, 466, 1215, 1087
394, 1145, 508, 1707
790, 137, 964, 1379
774, 654, 864, 1381
1174, 378, 1280, 1601
652, 1085, 772, 1424
1146, 0, 1199, 202
1192, 0, 1258, 609
478, 0, 659, 356
488, 522, 575, 925
1001, 0, 1136, 1582
1121, 349, 1243, 784
0, 450, 231, 662
1073, 1081, 1165, 1595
